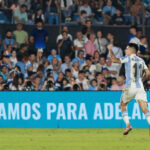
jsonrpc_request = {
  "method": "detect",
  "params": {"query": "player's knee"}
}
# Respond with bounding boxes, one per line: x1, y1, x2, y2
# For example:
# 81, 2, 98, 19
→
120, 102, 127, 111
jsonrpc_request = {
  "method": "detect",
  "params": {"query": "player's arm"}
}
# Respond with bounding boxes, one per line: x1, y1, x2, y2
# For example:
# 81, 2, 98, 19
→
107, 44, 121, 63
143, 63, 150, 81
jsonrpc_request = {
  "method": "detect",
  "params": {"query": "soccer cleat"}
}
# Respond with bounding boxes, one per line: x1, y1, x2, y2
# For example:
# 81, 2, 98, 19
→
123, 124, 132, 135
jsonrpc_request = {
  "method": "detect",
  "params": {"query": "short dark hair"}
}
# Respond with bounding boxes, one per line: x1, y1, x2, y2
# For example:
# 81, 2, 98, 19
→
21, 4, 27, 9
6, 29, 12, 33
65, 69, 71, 73
79, 70, 85, 74
81, 10, 87, 15
35, 18, 43, 24
130, 25, 137, 31
127, 43, 138, 52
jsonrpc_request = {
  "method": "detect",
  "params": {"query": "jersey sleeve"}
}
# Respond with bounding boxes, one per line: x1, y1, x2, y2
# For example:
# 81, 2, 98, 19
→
120, 56, 129, 64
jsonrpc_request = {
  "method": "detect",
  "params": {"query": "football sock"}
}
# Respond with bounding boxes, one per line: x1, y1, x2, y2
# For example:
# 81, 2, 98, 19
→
145, 112, 150, 125
122, 111, 130, 126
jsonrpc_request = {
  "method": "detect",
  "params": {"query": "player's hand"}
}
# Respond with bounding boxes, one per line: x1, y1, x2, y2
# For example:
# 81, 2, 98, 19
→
107, 44, 113, 51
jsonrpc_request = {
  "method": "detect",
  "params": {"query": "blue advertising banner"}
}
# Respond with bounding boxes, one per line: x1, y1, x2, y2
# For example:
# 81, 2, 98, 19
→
0, 91, 150, 128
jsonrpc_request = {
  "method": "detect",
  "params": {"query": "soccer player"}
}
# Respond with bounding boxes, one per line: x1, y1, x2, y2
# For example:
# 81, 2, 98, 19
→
108, 43, 150, 135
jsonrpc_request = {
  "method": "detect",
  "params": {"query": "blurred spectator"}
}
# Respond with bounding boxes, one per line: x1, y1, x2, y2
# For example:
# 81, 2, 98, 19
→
18, 43, 29, 55
60, 0, 74, 22
71, 50, 85, 67
31, 0, 41, 13
32, 8, 45, 23
85, 33, 97, 57
107, 32, 114, 44
57, 31, 73, 60
25, 14, 34, 25
32, 75, 41, 91
137, 29, 143, 39
85, 20, 93, 34
46, 57, 60, 72
96, 56, 106, 72
30, 19, 48, 50
13, 23, 28, 46
77, 10, 88, 25
107, 41, 123, 59
88, 79, 98, 90
73, 31, 86, 57
62, 78, 71, 91
106, 58, 118, 78
102, 0, 116, 25
9, 74, 23, 91
22, 77, 35, 91
1, 55, 13, 70
26, 52, 38, 72
112, 0, 124, 12
94, 30, 108, 55
137, 36, 150, 62
95, 0, 104, 21
97, 75, 107, 91
79, 0, 92, 18
0, 0, 5, 9
128, 26, 137, 42
2, 30, 18, 51
130, 0, 143, 25
42, 76, 55, 91
10, 49, 17, 67
60, 55, 71, 74
48, 49, 62, 64
56, 26, 73, 43
128, 26, 140, 45
10, 1, 20, 12
81, 56, 96, 80
45, 0, 60, 25
55, 71, 64, 90
16, 54, 28, 77
71, 60, 79, 79
18, 0, 31, 10
3, 44, 12, 57
0, 65, 8, 82
76, 70, 89, 90
111, 76, 125, 90
92, 51, 100, 64
37, 49, 47, 65
13, 4, 28, 24
65, 68, 72, 82
111, 8, 125, 25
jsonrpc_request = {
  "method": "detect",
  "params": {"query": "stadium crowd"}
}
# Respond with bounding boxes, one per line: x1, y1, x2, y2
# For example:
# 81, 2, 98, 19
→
0, 0, 150, 25
0, 0, 150, 91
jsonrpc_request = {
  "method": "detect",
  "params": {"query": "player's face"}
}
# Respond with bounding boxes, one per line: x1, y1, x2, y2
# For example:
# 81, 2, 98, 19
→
125, 46, 132, 56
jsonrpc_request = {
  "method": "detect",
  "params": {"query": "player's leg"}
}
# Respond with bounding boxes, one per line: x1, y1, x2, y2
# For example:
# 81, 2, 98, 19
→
136, 89, 150, 125
120, 101, 130, 126
120, 88, 134, 126
120, 88, 134, 135
120, 101, 132, 135
138, 100, 150, 125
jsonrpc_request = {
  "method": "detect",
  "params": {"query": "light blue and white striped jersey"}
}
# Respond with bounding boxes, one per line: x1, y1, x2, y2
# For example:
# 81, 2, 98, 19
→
120, 54, 148, 88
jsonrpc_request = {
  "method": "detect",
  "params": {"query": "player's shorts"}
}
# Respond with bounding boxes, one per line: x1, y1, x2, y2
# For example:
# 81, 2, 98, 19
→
120, 87, 147, 103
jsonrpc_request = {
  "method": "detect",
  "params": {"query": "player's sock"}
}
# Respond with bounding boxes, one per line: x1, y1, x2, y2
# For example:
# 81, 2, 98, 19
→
122, 111, 130, 126
145, 112, 150, 125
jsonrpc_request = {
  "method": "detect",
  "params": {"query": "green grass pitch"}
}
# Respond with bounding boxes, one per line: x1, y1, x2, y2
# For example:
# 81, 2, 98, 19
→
0, 129, 150, 150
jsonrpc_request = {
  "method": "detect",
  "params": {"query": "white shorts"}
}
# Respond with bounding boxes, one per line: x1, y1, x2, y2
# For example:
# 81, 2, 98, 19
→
120, 87, 147, 103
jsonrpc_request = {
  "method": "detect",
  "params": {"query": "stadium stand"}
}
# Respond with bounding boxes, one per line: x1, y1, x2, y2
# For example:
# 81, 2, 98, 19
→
0, 0, 150, 91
